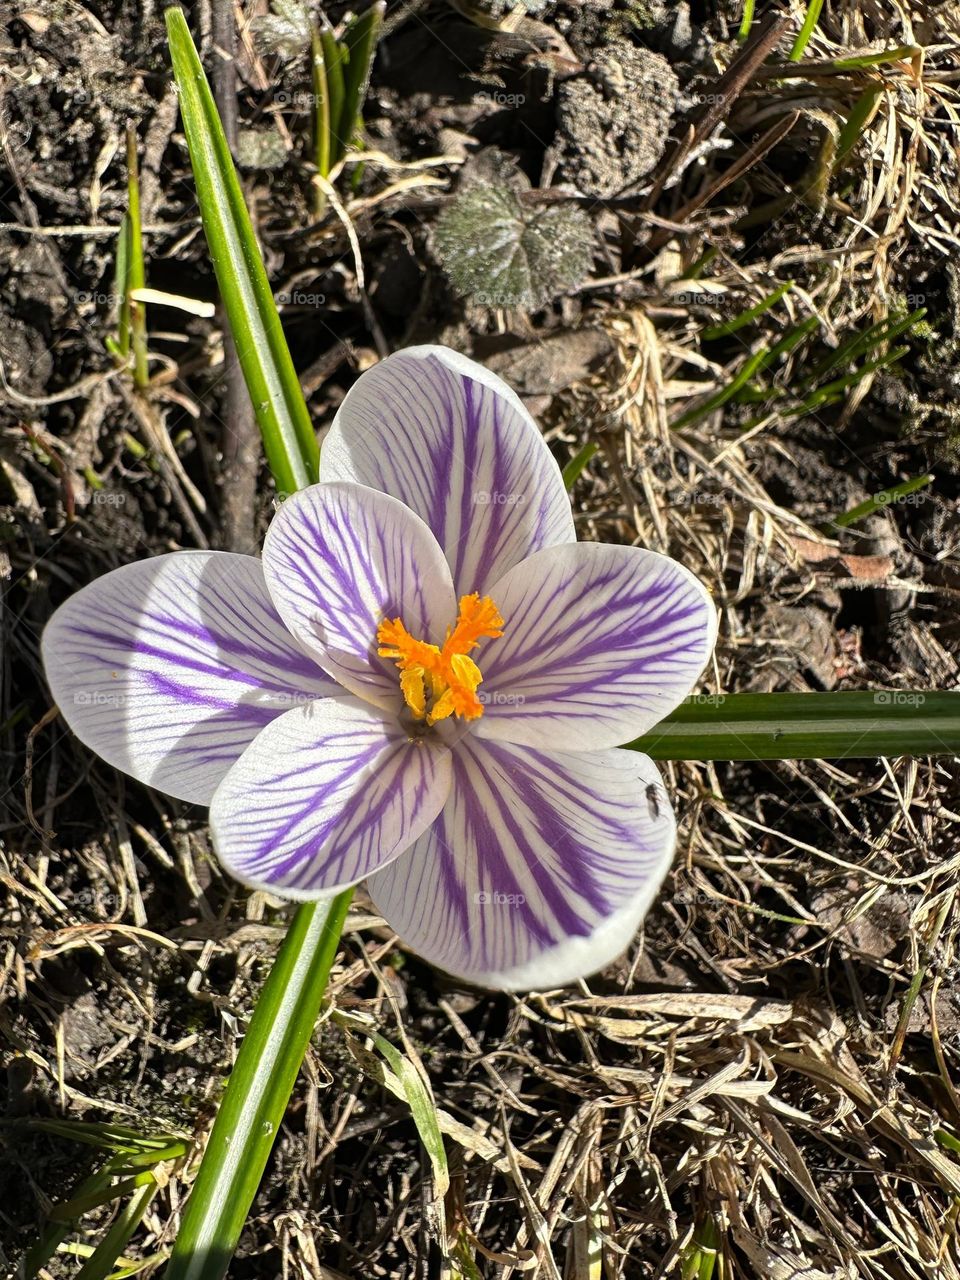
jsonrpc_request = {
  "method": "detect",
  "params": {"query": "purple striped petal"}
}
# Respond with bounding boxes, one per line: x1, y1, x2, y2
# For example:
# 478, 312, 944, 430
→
367, 738, 675, 989
475, 543, 717, 751
41, 552, 341, 804
209, 697, 452, 898
262, 481, 457, 708
320, 346, 575, 595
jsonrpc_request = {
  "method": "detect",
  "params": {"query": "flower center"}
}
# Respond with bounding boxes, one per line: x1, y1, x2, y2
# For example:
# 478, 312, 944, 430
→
377, 594, 504, 726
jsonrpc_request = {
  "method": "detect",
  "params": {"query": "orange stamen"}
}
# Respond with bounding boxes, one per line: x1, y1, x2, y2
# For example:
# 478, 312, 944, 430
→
376, 594, 504, 725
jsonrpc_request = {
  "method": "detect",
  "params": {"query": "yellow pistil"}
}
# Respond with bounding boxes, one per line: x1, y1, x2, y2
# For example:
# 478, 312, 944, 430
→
377, 593, 504, 725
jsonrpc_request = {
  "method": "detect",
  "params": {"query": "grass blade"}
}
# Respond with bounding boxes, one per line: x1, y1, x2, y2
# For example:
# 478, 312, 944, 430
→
737, 0, 755, 41
311, 31, 332, 181
830, 472, 934, 529
836, 85, 883, 167
562, 441, 599, 490
165, 7, 318, 494
790, 0, 824, 61
629, 691, 960, 761
701, 280, 793, 340
336, 1011, 449, 1195
320, 24, 347, 160
673, 347, 770, 428
802, 308, 926, 388
108, 213, 132, 362
832, 44, 921, 71
73, 1181, 158, 1280
164, 892, 352, 1280
338, 2, 385, 157
22, 1165, 118, 1278
50, 1172, 157, 1221
125, 126, 149, 390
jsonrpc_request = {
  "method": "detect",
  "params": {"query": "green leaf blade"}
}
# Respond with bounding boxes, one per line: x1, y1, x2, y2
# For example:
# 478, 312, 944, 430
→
165, 7, 318, 495
165, 894, 352, 1280
629, 691, 960, 761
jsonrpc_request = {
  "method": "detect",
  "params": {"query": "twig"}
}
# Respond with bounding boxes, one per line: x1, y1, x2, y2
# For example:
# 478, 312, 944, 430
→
644, 13, 793, 210
213, 0, 260, 554
641, 110, 801, 259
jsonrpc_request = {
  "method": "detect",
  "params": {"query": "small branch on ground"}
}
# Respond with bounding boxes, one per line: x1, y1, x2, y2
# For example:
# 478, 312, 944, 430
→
213, 0, 260, 554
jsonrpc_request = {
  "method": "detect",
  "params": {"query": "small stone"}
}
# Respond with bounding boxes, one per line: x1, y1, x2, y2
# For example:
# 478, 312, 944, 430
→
557, 45, 678, 198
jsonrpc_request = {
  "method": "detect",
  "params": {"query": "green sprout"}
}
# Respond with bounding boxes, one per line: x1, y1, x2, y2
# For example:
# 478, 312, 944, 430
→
255, 0, 385, 216
13, 1117, 191, 1280
105, 125, 148, 389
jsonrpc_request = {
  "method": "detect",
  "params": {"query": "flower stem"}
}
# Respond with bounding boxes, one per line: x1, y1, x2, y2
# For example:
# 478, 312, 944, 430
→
165, 892, 353, 1280
164, 18, 352, 1273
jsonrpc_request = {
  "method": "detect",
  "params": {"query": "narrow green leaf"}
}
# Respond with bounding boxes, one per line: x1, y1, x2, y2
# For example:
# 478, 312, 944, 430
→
562, 441, 599, 490
629, 691, 960, 761
22, 1165, 117, 1279
832, 44, 920, 70
338, 2, 385, 154
125, 127, 149, 390
165, 7, 318, 494
311, 31, 332, 183
701, 280, 793, 340
753, 315, 819, 371
50, 1172, 157, 1222
336, 1012, 449, 1194
836, 85, 883, 166
112, 212, 132, 360
320, 24, 347, 158
737, 0, 755, 41
12, 1118, 180, 1150
789, 344, 910, 416
802, 308, 926, 388
830, 472, 934, 529
673, 347, 769, 428
163, 15, 354, 1280
73, 1181, 158, 1280
165, 893, 352, 1280
790, 0, 824, 60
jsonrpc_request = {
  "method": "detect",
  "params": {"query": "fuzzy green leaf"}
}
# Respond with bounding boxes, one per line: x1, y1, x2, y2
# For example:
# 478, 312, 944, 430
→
252, 0, 313, 58
435, 184, 594, 310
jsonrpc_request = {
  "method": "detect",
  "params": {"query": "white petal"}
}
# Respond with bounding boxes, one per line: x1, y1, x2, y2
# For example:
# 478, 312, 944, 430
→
475, 543, 718, 750
321, 346, 575, 594
210, 698, 452, 898
262, 481, 457, 708
41, 552, 340, 804
367, 738, 675, 990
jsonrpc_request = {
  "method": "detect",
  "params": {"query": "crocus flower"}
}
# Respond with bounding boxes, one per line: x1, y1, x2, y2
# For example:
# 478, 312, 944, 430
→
42, 347, 716, 990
